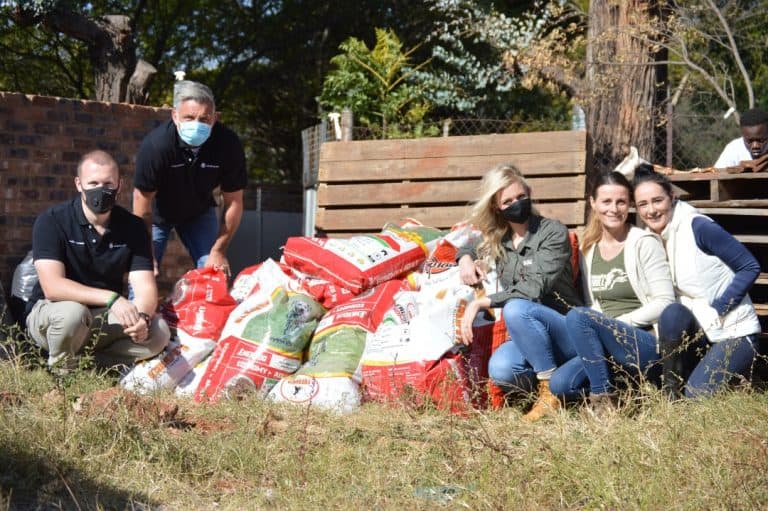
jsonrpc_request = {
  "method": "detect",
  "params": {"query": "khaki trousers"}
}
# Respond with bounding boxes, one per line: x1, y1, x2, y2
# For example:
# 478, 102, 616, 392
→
27, 300, 170, 369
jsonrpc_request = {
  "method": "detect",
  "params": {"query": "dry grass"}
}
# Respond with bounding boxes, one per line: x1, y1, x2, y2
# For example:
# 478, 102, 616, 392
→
0, 334, 767, 510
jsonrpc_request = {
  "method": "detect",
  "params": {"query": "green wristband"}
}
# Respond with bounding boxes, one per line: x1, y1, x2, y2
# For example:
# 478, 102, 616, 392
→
106, 292, 119, 309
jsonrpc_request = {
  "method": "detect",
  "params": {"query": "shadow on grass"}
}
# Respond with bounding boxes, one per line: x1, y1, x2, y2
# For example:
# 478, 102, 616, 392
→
0, 443, 160, 511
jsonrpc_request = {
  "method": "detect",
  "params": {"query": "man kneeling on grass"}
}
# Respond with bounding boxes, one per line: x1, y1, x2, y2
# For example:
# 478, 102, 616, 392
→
24, 150, 170, 372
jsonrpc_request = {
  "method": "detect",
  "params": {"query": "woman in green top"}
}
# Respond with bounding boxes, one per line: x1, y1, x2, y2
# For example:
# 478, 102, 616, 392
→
557, 171, 675, 413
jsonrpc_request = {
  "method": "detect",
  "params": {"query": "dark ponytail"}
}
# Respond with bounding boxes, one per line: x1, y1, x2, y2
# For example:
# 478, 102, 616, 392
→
632, 164, 674, 198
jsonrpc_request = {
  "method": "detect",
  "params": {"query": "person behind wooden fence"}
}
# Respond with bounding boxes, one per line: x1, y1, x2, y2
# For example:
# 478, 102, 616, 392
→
714, 107, 768, 168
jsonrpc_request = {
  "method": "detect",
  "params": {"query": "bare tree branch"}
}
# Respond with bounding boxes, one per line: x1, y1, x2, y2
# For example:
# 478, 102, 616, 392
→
703, 0, 754, 107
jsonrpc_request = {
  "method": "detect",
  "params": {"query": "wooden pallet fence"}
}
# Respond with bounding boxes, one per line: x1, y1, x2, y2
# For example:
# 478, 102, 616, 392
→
316, 130, 589, 237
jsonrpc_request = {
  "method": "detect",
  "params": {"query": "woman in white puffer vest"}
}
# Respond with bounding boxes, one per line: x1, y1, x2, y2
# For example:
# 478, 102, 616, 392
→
632, 166, 761, 398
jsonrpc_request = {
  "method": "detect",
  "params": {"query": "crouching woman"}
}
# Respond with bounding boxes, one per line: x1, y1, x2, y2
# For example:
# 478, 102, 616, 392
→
633, 168, 761, 398
457, 163, 584, 421
558, 171, 675, 414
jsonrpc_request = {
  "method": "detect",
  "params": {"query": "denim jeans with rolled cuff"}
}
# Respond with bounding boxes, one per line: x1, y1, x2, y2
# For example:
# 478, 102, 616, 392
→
489, 299, 587, 399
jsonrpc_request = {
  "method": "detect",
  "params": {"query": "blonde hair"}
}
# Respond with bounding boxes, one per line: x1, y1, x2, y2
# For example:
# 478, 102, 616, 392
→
466, 163, 533, 264
580, 171, 633, 254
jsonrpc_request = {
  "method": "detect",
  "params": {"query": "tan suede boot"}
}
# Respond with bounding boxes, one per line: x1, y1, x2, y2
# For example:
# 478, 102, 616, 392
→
522, 379, 561, 422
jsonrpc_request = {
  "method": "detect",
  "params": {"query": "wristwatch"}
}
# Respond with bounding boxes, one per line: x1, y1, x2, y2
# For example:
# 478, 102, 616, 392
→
138, 312, 151, 329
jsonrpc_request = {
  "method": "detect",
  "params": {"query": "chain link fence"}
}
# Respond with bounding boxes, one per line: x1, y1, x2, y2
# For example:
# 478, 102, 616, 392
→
661, 90, 740, 170
301, 102, 743, 190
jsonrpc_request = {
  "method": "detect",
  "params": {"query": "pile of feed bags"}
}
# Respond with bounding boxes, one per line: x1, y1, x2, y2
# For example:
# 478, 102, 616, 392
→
122, 221, 500, 414
194, 262, 326, 402
360, 224, 497, 412
282, 224, 438, 293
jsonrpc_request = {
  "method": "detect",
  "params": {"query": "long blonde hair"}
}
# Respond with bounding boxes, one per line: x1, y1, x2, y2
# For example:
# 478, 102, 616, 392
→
581, 171, 633, 254
466, 163, 533, 264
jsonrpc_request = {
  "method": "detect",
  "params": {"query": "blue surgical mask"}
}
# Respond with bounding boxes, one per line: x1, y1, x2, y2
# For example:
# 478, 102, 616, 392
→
178, 121, 212, 146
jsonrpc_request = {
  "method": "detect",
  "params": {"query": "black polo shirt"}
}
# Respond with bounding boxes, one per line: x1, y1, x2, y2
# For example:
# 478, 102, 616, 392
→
134, 120, 247, 225
28, 198, 153, 313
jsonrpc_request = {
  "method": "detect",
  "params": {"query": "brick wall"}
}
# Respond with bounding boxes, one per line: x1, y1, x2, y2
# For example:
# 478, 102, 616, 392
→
0, 91, 197, 300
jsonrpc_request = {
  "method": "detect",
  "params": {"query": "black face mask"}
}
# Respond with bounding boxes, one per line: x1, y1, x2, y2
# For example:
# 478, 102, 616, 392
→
83, 186, 118, 214
500, 197, 532, 224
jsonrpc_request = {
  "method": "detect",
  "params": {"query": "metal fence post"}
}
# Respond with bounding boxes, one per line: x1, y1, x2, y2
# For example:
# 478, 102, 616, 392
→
341, 108, 354, 141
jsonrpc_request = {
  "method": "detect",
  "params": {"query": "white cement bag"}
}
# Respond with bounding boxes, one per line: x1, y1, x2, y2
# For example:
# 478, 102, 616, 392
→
120, 332, 216, 394
174, 356, 212, 398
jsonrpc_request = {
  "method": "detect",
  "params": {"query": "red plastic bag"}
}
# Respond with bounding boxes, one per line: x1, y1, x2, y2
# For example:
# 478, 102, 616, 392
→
160, 267, 237, 341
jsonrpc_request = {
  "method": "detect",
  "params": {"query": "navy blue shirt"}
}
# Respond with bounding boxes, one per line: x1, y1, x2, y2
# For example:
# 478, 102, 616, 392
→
691, 216, 760, 315
134, 120, 247, 225
28, 198, 154, 314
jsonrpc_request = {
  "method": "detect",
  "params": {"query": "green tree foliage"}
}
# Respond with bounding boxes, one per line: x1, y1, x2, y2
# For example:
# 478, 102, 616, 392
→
319, 28, 437, 139
0, 12, 91, 98
663, 0, 768, 114
416, 0, 572, 126
0, 0, 572, 182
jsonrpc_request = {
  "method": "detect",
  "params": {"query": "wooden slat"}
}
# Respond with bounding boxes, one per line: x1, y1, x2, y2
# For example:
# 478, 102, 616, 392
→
319, 130, 588, 162
755, 273, 768, 285
688, 199, 768, 208
318, 152, 586, 182
691, 207, 768, 217
667, 172, 768, 182
734, 234, 768, 244
317, 175, 586, 207
316, 201, 586, 231
324, 227, 587, 238
754, 303, 768, 316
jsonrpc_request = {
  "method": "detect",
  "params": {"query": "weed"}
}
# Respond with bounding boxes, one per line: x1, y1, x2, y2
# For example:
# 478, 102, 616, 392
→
1, 320, 768, 509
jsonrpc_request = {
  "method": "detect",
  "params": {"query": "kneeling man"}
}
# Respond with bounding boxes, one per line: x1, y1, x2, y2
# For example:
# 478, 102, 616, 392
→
26, 150, 170, 371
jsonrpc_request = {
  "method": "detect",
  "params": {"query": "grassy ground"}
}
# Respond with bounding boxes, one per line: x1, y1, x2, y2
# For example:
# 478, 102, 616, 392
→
1, 333, 767, 511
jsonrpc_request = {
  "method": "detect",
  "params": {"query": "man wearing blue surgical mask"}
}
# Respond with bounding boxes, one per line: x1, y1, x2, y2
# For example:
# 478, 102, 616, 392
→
133, 80, 247, 278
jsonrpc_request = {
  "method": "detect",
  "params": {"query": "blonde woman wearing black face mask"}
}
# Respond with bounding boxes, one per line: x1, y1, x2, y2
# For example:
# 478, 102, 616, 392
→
456, 164, 584, 422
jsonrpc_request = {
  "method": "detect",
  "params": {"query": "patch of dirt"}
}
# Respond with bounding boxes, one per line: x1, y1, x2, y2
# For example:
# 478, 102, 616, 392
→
182, 414, 236, 434
257, 410, 327, 438
73, 388, 180, 428
43, 388, 65, 407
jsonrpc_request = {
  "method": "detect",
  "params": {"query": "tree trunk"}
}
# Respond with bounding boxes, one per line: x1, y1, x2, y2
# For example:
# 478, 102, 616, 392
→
13, 8, 143, 103
127, 59, 158, 105
585, 0, 667, 172
87, 15, 137, 103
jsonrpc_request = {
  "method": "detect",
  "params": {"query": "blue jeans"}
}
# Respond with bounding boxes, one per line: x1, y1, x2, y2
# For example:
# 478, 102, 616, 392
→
153, 207, 218, 268
658, 303, 757, 398
566, 306, 659, 394
488, 299, 587, 399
